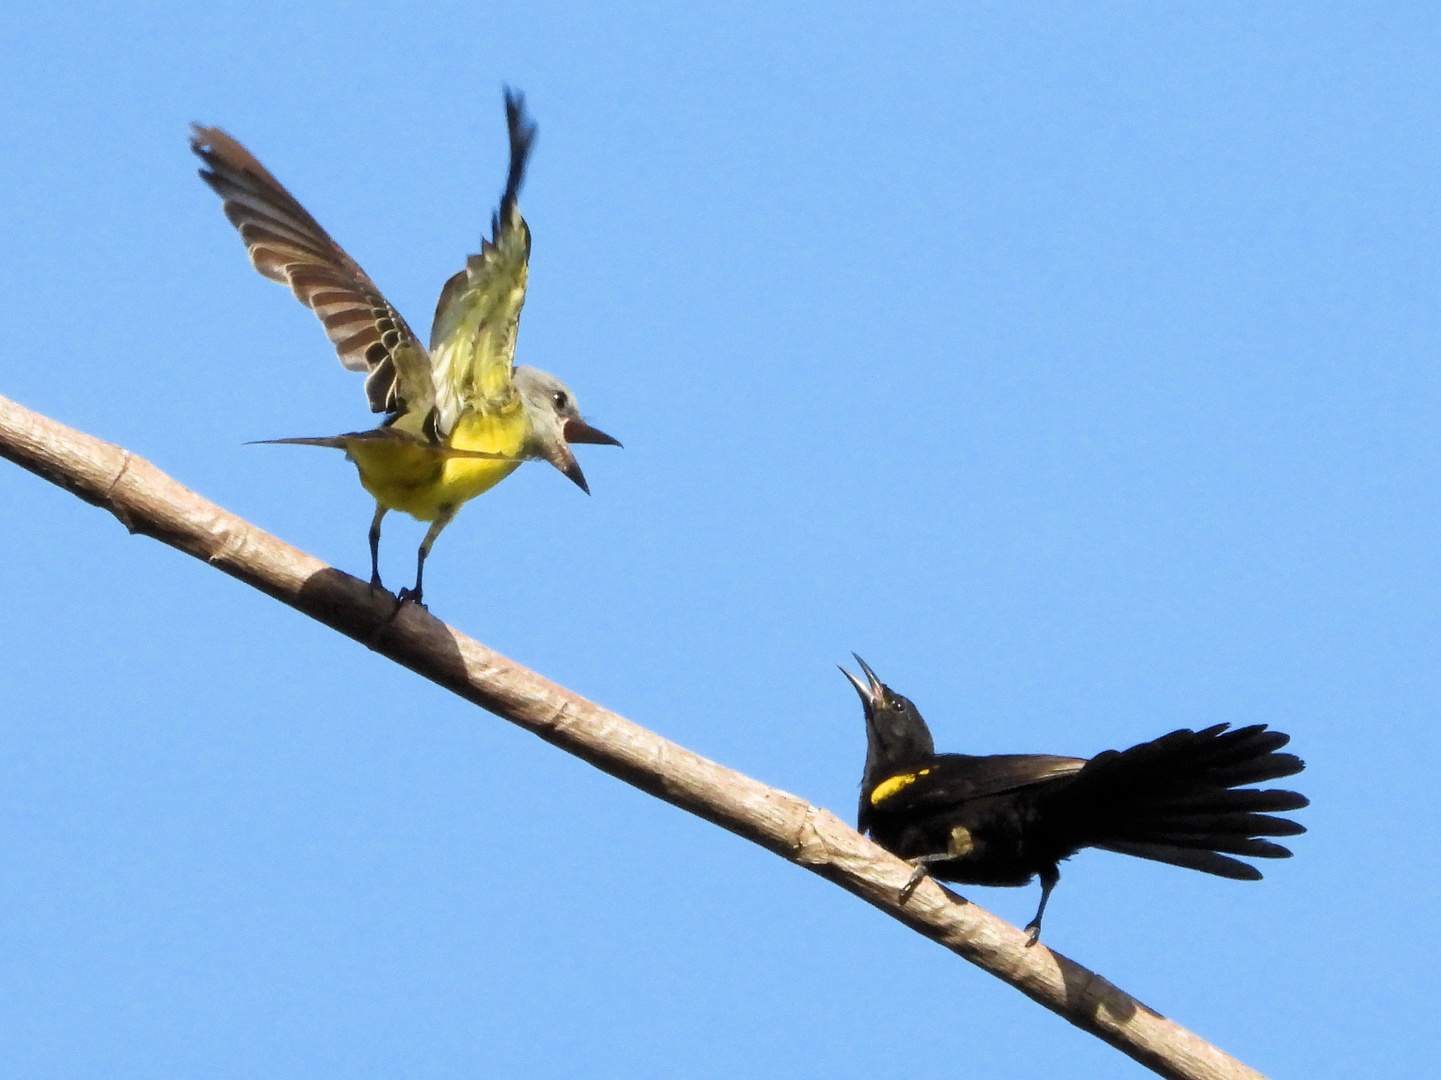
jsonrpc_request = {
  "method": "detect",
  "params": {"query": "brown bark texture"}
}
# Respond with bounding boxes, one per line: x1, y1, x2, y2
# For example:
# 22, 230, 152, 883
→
0, 391, 1270, 1080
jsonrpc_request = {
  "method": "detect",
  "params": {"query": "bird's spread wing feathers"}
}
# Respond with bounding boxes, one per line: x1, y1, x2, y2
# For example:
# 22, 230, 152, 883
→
870, 754, 1087, 813
427, 90, 537, 433
190, 125, 435, 424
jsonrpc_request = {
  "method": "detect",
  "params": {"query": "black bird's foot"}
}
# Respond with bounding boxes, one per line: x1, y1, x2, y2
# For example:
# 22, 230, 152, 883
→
396, 586, 427, 610
898, 860, 931, 905
369, 572, 387, 593
1024, 922, 1043, 947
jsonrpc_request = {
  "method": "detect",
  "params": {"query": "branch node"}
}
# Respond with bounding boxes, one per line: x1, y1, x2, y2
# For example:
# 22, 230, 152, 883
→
207, 521, 251, 568
545, 699, 573, 733
103, 450, 138, 532
790, 803, 828, 866
651, 740, 670, 796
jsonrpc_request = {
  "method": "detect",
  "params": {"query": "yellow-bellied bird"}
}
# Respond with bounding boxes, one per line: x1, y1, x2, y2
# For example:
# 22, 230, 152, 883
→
191, 90, 620, 605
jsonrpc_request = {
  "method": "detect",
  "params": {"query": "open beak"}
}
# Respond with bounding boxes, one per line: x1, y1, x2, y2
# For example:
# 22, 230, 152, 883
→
542, 441, 591, 494
840, 653, 885, 712
543, 419, 621, 494
563, 417, 623, 448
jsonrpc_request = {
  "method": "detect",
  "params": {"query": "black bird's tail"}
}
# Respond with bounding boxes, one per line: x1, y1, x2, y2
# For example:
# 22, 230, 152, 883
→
1050, 724, 1308, 879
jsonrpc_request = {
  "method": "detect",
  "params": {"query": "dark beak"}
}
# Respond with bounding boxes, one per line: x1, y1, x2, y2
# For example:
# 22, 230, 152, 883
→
840, 653, 885, 712
560, 458, 591, 494
539, 439, 592, 494
563, 417, 623, 448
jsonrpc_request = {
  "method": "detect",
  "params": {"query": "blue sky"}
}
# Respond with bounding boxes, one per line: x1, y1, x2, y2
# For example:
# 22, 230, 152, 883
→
2, 3, 1437, 1077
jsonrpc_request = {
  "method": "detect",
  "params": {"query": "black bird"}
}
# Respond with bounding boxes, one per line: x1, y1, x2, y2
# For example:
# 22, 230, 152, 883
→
842, 656, 1308, 944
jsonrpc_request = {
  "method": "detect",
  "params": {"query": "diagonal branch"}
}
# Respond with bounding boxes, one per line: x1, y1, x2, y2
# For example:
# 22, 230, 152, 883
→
0, 391, 1267, 1080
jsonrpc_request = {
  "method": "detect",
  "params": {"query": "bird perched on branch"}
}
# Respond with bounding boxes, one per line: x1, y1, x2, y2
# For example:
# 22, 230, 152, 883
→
841, 656, 1308, 944
191, 89, 620, 606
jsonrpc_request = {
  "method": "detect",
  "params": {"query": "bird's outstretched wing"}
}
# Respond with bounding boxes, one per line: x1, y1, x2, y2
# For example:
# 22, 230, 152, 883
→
869, 754, 1088, 814
427, 88, 537, 434
191, 125, 435, 426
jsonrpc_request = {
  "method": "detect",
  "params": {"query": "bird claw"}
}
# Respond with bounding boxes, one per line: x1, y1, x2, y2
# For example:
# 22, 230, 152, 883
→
1024, 922, 1042, 947
396, 586, 426, 610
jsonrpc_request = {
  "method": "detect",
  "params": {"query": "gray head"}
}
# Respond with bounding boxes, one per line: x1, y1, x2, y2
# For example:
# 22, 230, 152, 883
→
513, 365, 622, 494
841, 655, 937, 785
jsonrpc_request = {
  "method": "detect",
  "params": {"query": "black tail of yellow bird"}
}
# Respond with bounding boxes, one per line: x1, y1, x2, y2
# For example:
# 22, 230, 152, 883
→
192, 89, 620, 607
841, 656, 1308, 944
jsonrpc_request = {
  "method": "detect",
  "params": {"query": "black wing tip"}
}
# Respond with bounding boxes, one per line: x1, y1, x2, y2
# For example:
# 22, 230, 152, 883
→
188, 124, 248, 196
503, 86, 536, 139
499, 85, 538, 219
189, 125, 219, 179
188, 123, 233, 168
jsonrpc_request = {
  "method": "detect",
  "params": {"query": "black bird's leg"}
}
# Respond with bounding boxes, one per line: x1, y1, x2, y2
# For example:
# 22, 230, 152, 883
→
898, 855, 954, 904
397, 505, 457, 609
1024, 865, 1060, 946
368, 505, 388, 591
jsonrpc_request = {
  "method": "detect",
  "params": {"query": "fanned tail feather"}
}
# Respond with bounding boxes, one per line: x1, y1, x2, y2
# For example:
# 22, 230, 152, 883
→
1053, 723, 1308, 879
1094, 842, 1263, 880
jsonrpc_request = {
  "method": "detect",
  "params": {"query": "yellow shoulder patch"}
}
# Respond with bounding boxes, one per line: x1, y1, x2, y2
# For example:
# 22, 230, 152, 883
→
870, 768, 931, 806
947, 824, 975, 858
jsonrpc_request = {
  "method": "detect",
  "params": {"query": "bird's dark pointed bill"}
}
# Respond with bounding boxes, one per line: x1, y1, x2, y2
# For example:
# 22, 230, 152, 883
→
841, 655, 883, 709
539, 441, 592, 494
561, 457, 591, 494
564, 418, 622, 447
840, 666, 873, 705
853, 654, 886, 697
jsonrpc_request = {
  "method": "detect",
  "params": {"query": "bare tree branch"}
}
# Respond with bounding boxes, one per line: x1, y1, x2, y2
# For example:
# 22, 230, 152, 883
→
0, 391, 1269, 1080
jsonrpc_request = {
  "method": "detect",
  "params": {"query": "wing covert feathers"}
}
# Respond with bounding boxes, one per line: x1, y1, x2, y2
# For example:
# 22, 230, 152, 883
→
190, 125, 435, 422
870, 754, 1086, 813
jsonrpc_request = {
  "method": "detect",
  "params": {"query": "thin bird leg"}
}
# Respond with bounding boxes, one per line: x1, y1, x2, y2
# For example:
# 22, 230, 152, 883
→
368, 505, 388, 590
1024, 865, 1060, 947
898, 854, 955, 905
398, 505, 457, 608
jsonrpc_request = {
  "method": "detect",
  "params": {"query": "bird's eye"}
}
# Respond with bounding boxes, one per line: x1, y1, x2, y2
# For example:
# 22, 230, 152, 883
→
552, 391, 569, 409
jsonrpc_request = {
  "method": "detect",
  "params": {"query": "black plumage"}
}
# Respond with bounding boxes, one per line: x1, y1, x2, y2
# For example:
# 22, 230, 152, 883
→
843, 656, 1308, 944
